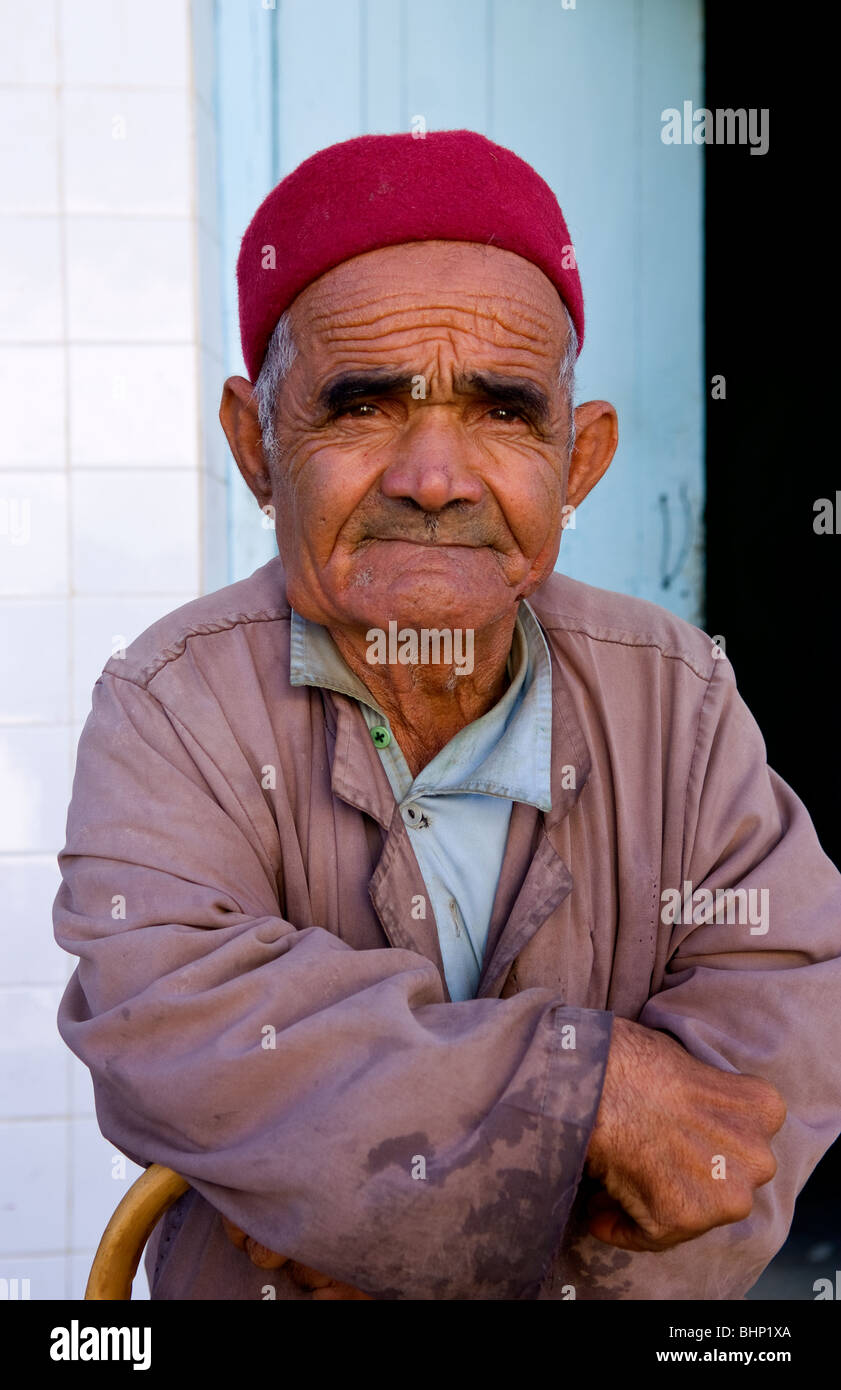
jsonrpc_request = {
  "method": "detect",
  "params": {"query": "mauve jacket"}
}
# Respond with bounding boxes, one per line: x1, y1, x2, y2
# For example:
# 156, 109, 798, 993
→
54, 557, 841, 1300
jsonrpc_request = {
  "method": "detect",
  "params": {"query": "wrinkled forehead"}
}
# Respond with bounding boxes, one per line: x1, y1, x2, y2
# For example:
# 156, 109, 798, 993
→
286, 240, 570, 368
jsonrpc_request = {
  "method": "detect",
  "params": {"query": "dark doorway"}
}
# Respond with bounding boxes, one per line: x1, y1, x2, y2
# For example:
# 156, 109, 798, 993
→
705, 2, 840, 1299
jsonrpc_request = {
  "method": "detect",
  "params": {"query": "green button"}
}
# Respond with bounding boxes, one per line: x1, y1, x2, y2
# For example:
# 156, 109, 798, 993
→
370, 725, 391, 748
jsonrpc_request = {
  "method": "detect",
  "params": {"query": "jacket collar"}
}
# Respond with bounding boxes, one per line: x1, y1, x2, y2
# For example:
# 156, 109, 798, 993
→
320, 605, 591, 830
289, 601, 555, 810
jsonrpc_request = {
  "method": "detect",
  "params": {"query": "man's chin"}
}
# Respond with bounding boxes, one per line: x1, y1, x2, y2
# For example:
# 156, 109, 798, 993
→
338, 589, 512, 639
348, 543, 510, 612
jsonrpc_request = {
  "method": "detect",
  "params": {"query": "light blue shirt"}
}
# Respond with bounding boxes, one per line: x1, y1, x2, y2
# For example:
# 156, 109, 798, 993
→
289, 603, 553, 1001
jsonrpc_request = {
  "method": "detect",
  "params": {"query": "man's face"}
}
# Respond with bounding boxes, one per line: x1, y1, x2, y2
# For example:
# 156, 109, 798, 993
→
263, 241, 579, 634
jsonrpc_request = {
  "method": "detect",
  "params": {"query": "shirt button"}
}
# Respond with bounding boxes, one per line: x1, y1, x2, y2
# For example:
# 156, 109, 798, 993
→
370, 725, 391, 748
403, 804, 430, 828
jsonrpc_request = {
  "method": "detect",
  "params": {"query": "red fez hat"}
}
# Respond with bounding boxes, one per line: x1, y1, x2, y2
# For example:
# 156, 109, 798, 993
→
237, 129, 584, 382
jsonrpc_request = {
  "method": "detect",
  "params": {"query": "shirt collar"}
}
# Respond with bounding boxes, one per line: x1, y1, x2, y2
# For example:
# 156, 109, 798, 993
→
289, 602, 553, 811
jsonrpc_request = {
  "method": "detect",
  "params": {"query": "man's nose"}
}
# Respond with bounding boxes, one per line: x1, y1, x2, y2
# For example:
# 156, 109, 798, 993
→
378, 408, 485, 512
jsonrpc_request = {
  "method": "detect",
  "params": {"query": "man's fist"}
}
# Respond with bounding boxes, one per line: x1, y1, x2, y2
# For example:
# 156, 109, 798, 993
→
221, 1215, 372, 1299
221, 1215, 288, 1269
584, 1017, 786, 1252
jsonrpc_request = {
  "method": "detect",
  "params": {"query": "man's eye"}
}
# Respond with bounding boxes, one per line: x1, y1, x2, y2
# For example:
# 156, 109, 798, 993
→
487, 406, 525, 422
340, 402, 380, 418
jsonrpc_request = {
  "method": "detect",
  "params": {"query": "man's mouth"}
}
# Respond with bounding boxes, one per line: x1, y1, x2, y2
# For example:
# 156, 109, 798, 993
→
362, 536, 486, 549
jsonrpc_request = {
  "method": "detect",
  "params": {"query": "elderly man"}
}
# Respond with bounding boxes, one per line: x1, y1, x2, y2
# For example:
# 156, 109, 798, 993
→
55, 130, 841, 1301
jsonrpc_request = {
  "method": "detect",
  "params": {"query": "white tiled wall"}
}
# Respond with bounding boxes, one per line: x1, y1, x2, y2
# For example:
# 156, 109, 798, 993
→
0, 0, 225, 1299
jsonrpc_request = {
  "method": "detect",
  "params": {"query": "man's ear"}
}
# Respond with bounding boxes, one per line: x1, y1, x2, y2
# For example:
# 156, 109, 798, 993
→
219, 375, 273, 508
566, 400, 619, 510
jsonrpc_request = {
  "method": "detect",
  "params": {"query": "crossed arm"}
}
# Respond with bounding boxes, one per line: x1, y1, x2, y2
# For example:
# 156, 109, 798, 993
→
222, 1015, 786, 1295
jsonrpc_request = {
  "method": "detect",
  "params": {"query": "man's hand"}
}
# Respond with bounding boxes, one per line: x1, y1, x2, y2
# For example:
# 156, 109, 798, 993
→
584, 1017, 786, 1252
221, 1216, 372, 1299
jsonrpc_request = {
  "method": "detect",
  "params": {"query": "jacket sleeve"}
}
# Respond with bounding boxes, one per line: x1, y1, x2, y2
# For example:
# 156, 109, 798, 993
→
55, 668, 613, 1301
570, 653, 841, 1300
